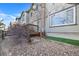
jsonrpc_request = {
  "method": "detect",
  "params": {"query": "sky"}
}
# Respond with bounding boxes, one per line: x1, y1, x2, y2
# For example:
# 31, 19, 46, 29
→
0, 3, 32, 28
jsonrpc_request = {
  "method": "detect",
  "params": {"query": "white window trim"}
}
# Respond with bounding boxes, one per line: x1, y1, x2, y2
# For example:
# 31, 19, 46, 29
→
49, 6, 76, 27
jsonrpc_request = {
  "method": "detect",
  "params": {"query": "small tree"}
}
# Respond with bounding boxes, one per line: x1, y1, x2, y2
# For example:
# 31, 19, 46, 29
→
0, 19, 5, 40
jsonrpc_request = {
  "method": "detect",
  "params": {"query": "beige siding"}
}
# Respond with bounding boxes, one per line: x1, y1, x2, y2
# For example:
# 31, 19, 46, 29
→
45, 3, 79, 40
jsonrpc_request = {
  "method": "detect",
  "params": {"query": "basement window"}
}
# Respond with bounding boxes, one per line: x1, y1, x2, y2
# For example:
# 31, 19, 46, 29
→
50, 6, 76, 27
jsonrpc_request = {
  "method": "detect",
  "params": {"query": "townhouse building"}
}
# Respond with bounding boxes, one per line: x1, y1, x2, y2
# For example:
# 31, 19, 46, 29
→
13, 3, 79, 40
15, 11, 29, 25
19, 11, 29, 25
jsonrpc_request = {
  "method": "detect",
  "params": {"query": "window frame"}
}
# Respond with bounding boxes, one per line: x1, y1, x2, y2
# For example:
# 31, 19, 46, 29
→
49, 6, 76, 27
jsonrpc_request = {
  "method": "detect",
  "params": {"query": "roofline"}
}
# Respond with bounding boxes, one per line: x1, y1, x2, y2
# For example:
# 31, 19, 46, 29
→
27, 3, 34, 13
14, 3, 33, 21
18, 10, 29, 19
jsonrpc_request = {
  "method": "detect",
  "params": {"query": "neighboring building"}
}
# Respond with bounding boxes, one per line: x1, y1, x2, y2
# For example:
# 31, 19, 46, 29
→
20, 11, 29, 25
28, 3, 46, 33
27, 7, 33, 24
27, 3, 41, 32
15, 17, 21, 24
27, 3, 47, 36
16, 11, 29, 25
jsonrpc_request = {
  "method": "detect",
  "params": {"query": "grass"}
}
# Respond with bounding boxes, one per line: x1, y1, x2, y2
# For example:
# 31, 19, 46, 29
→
46, 36, 79, 46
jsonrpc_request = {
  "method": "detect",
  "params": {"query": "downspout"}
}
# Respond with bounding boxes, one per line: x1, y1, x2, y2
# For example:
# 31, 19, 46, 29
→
40, 3, 46, 37
44, 3, 46, 37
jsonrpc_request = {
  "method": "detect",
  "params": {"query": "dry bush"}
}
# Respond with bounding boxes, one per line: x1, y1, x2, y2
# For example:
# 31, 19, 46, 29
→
8, 24, 35, 44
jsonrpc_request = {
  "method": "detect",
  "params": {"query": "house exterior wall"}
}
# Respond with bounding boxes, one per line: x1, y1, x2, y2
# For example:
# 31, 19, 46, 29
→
31, 9, 37, 25
34, 3, 42, 32
28, 3, 42, 32
45, 3, 79, 40
21, 12, 26, 25
33, 3, 46, 33
26, 12, 29, 24
28, 10, 33, 24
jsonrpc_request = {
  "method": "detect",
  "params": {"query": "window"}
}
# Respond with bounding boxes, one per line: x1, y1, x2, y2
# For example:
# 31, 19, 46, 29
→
31, 13, 32, 17
50, 6, 76, 27
36, 5, 38, 10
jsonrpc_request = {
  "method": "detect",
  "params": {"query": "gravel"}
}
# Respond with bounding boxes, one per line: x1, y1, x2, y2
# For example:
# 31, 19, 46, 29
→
1, 36, 79, 56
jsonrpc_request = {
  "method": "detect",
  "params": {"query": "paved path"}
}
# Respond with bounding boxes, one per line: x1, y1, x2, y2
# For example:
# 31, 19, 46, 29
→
1, 36, 79, 56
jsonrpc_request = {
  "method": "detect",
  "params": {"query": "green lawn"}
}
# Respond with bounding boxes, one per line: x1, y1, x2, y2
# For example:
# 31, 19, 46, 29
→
47, 36, 79, 46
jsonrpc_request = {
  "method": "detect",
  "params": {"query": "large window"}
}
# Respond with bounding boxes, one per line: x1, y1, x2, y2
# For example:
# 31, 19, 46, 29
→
50, 6, 76, 27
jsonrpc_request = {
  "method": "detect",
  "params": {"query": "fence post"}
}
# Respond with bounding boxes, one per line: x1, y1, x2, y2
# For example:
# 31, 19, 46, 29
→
2, 30, 5, 40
